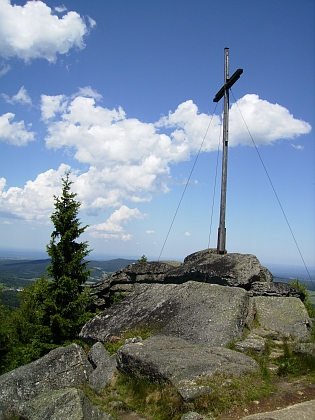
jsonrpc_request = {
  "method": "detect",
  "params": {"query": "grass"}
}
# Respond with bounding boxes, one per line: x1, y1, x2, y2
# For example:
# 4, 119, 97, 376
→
80, 333, 315, 420
274, 339, 315, 378
193, 373, 274, 418
82, 373, 186, 420
103, 329, 151, 356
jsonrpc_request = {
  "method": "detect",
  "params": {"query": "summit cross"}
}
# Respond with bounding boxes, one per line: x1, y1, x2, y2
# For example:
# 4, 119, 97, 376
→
213, 48, 243, 254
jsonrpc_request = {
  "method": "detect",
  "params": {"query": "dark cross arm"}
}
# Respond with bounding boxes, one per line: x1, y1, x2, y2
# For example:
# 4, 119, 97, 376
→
213, 68, 243, 102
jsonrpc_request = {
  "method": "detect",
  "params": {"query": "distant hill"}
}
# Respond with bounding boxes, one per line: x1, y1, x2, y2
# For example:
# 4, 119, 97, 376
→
0, 258, 137, 288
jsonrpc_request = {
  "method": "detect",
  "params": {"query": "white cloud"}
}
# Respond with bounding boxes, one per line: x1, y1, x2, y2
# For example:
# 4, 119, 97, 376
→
291, 144, 304, 150
0, 164, 70, 221
41, 94, 68, 120
2, 220, 12, 224
185, 231, 192, 236
0, 62, 10, 76
75, 86, 102, 101
88, 205, 144, 241
0, 91, 311, 230
0, 112, 35, 145
2, 86, 32, 105
229, 94, 311, 146
0, 0, 95, 63
55, 5, 67, 13
146, 230, 155, 234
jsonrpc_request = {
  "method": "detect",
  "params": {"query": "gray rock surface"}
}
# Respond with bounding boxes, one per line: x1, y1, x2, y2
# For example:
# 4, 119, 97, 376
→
88, 341, 112, 368
116, 335, 259, 387
19, 388, 112, 420
80, 282, 250, 347
293, 342, 315, 357
180, 413, 204, 420
88, 342, 117, 393
90, 250, 273, 308
239, 399, 315, 419
0, 344, 93, 419
249, 281, 305, 300
234, 337, 266, 353
252, 296, 312, 340
177, 385, 214, 402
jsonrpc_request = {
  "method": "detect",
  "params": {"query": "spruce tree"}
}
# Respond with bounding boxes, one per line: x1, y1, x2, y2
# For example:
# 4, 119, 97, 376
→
46, 172, 92, 342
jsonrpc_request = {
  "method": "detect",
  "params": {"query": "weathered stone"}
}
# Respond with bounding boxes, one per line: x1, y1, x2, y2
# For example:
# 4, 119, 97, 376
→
90, 250, 273, 306
234, 338, 266, 353
252, 296, 312, 341
19, 388, 112, 420
171, 249, 273, 288
0, 344, 92, 419
116, 336, 259, 387
177, 385, 214, 402
80, 282, 250, 347
88, 342, 111, 368
249, 281, 305, 300
180, 412, 204, 420
239, 399, 315, 419
88, 343, 117, 393
293, 342, 315, 357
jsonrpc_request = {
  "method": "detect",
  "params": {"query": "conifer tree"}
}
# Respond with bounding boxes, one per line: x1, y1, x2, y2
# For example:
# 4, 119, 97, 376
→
46, 172, 92, 342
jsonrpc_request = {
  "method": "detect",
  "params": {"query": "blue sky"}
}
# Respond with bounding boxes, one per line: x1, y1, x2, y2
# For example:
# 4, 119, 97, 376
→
0, 0, 314, 268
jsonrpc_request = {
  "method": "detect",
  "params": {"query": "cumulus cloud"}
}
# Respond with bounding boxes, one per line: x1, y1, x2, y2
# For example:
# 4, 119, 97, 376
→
0, 164, 70, 221
88, 205, 145, 240
184, 231, 192, 236
0, 112, 35, 145
229, 94, 311, 146
146, 230, 155, 234
2, 86, 32, 105
0, 91, 311, 234
0, 0, 95, 63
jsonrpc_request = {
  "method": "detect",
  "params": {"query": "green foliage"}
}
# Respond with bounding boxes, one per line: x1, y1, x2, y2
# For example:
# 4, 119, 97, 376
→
290, 279, 315, 318
0, 173, 96, 374
45, 172, 93, 343
137, 255, 148, 264
47, 172, 91, 285
110, 290, 125, 306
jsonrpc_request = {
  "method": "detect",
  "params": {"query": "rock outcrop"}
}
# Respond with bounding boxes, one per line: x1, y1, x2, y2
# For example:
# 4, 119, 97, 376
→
80, 280, 312, 346
19, 388, 112, 420
1, 250, 313, 420
116, 335, 259, 399
252, 296, 312, 340
89, 249, 274, 310
0, 344, 113, 420
80, 282, 250, 346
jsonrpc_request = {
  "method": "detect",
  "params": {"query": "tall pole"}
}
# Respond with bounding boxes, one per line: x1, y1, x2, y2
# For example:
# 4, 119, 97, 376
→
217, 48, 229, 254
213, 49, 243, 254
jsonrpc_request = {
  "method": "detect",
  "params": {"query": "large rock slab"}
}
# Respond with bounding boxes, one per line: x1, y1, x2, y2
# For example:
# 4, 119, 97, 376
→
90, 250, 273, 309
19, 388, 112, 420
116, 335, 259, 388
0, 344, 93, 419
172, 249, 273, 287
80, 281, 250, 347
249, 281, 305, 300
252, 296, 312, 340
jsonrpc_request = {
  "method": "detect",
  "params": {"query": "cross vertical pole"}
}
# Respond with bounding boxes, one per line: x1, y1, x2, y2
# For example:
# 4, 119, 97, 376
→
217, 48, 229, 254
213, 48, 243, 254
